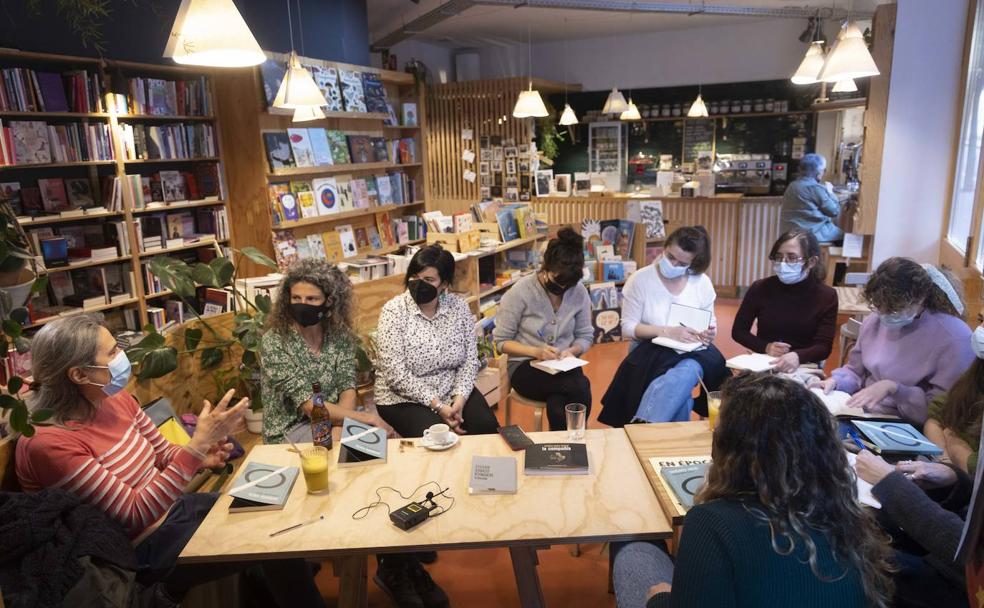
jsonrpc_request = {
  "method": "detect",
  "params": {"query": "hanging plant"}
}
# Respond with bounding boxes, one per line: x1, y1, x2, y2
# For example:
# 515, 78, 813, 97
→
535, 99, 566, 162
21, 1, 161, 54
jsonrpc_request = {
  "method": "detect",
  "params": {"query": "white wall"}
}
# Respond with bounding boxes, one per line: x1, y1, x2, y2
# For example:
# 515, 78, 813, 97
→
872, 0, 969, 265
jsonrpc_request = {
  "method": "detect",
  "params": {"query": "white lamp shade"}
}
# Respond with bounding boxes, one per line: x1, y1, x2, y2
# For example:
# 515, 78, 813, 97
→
831, 78, 858, 93
602, 88, 629, 114
687, 94, 709, 118
164, 0, 266, 67
273, 51, 329, 109
620, 100, 641, 121
293, 105, 327, 122
512, 88, 549, 118
818, 22, 880, 82
791, 41, 826, 85
559, 103, 579, 125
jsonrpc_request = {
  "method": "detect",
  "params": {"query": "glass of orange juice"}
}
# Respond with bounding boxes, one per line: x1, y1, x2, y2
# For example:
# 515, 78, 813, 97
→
300, 446, 330, 494
707, 391, 722, 431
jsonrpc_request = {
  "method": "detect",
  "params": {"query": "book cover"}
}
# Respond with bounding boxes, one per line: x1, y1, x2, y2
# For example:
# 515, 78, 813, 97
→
852, 420, 944, 455
297, 190, 318, 219
394, 219, 409, 244
367, 225, 383, 249
40, 237, 69, 267
375, 176, 394, 206
307, 128, 334, 166
325, 130, 351, 164
398, 138, 416, 164
376, 211, 395, 246
354, 227, 369, 249
272, 229, 299, 269
616, 220, 636, 258
309, 64, 343, 112
469, 455, 517, 495
336, 224, 358, 258
371, 137, 390, 163
335, 177, 355, 211
322, 230, 343, 262
263, 131, 295, 171
338, 68, 368, 113
524, 443, 589, 476
287, 128, 316, 168
351, 178, 370, 209
159, 171, 186, 203
259, 58, 287, 107
228, 461, 300, 511
311, 177, 340, 216
277, 190, 300, 222
592, 308, 622, 344
496, 208, 519, 242
365, 176, 379, 207
361, 73, 389, 114
0, 182, 22, 215
402, 103, 418, 127
36, 72, 69, 112
657, 459, 712, 514
10, 121, 51, 164
602, 261, 625, 282
267, 183, 289, 225
306, 233, 326, 259
347, 135, 374, 164
338, 417, 388, 467
389, 173, 404, 205
38, 178, 70, 212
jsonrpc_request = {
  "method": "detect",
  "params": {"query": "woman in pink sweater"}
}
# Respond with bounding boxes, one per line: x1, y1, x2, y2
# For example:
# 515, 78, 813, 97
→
812, 258, 975, 426
16, 315, 325, 606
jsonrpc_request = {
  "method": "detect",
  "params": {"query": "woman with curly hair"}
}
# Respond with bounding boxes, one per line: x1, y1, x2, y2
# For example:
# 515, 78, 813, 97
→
613, 373, 895, 608
260, 258, 393, 444
812, 257, 975, 425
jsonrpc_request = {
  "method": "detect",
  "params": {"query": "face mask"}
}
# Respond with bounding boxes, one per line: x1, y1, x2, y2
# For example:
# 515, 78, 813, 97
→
658, 255, 689, 279
774, 261, 807, 285
544, 278, 569, 297
972, 326, 984, 359
408, 279, 439, 305
86, 351, 132, 396
879, 310, 918, 329
288, 303, 326, 327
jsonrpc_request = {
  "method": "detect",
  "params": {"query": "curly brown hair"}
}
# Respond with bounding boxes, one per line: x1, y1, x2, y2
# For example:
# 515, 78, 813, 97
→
267, 259, 354, 338
698, 373, 895, 607
863, 257, 962, 316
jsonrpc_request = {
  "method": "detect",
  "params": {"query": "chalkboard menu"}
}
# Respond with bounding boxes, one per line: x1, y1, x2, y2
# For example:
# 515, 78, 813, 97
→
683, 119, 715, 164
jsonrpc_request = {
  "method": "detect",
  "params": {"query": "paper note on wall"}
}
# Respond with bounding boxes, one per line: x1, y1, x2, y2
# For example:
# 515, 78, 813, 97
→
842, 233, 864, 258
462, 149, 476, 163
462, 128, 473, 140
463, 170, 477, 183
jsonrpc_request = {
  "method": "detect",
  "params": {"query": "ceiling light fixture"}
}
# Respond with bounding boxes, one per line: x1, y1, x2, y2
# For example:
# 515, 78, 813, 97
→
620, 95, 641, 121
293, 105, 327, 121
273, 0, 328, 110
688, 86, 709, 118
817, 21, 879, 82
831, 78, 858, 93
791, 40, 826, 85
558, 18, 578, 126
512, 23, 548, 118
164, 0, 266, 67
603, 88, 629, 115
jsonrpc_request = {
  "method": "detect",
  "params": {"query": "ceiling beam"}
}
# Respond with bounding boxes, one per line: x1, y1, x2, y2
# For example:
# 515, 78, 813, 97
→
371, 0, 478, 51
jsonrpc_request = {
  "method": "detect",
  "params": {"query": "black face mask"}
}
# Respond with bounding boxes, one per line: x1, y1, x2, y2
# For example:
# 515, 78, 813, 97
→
288, 303, 327, 327
408, 279, 439, 305
543, 276, 570, 297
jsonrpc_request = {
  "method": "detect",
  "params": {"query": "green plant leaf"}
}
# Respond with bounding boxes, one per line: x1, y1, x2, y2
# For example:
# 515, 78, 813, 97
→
0, 394, 19, 409
7, 376, 23, 394
2, 319, 22, 338
255, 294, 272, 314
14, 336, 30, 354
241, 349, 257, 366
30, 275, 49, 295
210, 258, 235, 287
137, 346, 178, 380
0, 339, 10, 358
200, 347, 224, 369
238, 247, 278, 270
190, 262, 219, 287
184, 327, 203, 352
126, 330, 166, 364
31, 408, 54, 423
9, 404, 27, 433
150, 257, 196, 297
8, 307, 30, 325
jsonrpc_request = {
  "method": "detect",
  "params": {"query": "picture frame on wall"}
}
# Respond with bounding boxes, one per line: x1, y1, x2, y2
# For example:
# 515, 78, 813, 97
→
535, 169, 553, 197
506, 159, 516, 175
553, 174, 572, 197
480, 161, 490, 175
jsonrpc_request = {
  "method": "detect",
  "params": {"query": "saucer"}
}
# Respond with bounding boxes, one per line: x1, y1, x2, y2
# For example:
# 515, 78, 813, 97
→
421, 433, 460, 451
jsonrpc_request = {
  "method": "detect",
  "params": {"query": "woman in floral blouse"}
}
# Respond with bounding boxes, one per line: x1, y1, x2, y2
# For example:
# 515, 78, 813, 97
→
374, 245, 500, 437
260, 259, 393, 444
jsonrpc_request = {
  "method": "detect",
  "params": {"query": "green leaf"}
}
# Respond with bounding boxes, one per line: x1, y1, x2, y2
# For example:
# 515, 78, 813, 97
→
8, 307, 29, 325
209, 258, 235, 287
184, 327, 203, 352
191, 262, 219, 287
30, 408, 54, 423
241, 349, 257, 366
126, 330, 167, 366
2, 319, 22, 338
200, 347, 224, 369
255, 294, 272, 314
9, 404, 27, 432
0, 339, 10, 358
29, 274, 49, 295
7, 376, 23, 394
0, 394, 19, 409
150, 257, 196, 298
238, 247, 278, 270
14, 336, 30, 354
137, 346, 178, 380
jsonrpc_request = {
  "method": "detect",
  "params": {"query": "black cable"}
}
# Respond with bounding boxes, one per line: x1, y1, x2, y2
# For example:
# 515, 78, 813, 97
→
351, 481, 454, 520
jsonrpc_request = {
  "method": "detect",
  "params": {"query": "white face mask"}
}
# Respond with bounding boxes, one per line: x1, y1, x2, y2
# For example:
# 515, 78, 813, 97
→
774, 261, 807, 285
972, 326, 984, 359
658, 255, 689, 279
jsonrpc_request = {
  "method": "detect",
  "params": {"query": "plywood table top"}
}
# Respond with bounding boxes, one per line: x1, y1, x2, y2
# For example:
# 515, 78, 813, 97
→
179, 428, 670, 564
624, 422, 714, 525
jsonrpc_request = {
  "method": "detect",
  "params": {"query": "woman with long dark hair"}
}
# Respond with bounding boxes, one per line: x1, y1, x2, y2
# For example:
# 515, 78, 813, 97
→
613, 373, 895, 608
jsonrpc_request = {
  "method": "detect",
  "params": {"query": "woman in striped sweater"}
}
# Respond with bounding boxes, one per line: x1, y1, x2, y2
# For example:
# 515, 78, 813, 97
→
15, 315, 325, 606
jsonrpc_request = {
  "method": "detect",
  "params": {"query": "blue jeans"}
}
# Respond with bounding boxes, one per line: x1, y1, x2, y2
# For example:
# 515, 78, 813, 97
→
612, 541, 674, 608
632, 359, 703, 422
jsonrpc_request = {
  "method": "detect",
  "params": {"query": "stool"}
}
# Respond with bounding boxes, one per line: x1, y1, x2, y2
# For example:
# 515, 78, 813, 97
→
508, 389, 547, 432
838, 317, 862, 368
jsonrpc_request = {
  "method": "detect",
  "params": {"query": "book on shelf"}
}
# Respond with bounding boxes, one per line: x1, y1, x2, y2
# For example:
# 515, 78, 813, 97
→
347, 135, 373, 164
0, 67, 103, 113
287, 128, 317, 168
338, 68, 368, 113
117, 122, 215, 161
361, 73, 389, 114
402, 103, 418, 127
228, 461, 300, 513
37, 178, 70, 213
308, 64, 343, 112
259, 58, 287, 107
147, 306, 166, 331
524, 443, 589, 476
307, 128, 334, 166
297, 189, 318, 219
336, 225, 358, 258
384, 102, 399, 126
469, 456, 517, 495
351, 178, 370, 209
336, 177, 355, 212
272, 229, 299, 269
113, 75, 211, 117
376, 174, 394, 205
263, 131, 295, 171
398, 138, 416, 164
325, 130, 351, 164
371, 137, 389, 163
312, 177, 340, 216
365, 176, 379, 206
338, 417, 388, 467
376, 211, 396, 247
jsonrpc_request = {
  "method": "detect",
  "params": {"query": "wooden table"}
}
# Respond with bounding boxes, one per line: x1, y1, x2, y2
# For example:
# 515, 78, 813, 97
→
624, 422, 713, 526
179, 428, 670, 607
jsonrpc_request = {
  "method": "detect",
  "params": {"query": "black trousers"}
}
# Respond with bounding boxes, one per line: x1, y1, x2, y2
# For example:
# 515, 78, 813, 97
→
377, 387, 500, 437
509, 361, 592, 431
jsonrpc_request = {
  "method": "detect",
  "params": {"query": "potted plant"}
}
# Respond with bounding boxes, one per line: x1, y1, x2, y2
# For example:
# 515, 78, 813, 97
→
0, 198, 39, 317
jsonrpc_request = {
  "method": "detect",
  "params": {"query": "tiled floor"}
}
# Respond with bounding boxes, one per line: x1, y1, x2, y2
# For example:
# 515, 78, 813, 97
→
313, 298, 847, 606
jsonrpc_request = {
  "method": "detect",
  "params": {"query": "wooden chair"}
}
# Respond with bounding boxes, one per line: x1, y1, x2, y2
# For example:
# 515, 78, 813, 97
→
507, 389, 548, 432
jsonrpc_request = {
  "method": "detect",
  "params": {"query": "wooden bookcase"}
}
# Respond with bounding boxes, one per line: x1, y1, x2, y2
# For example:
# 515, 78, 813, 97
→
212, 52, 428, 279
0, 49, 232, 331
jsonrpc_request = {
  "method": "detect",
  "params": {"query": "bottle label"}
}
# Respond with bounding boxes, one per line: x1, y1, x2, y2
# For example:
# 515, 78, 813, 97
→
312, 418, 332, 449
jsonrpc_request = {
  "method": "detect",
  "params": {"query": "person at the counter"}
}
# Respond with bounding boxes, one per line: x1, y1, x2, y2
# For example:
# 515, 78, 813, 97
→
781, 153, 844, 244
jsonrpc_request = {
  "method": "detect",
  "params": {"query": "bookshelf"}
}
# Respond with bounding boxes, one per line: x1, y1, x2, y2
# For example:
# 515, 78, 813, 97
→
212, 51, 429, 279
0, 49, 233, 331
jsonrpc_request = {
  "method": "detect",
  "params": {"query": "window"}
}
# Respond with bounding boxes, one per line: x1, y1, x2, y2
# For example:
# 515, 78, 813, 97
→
948, 0, 984, 253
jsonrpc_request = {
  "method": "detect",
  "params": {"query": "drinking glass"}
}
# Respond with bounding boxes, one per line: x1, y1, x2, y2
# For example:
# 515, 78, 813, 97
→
300, 446, 330, 494
707, 391, 722, 431
565, 403, 587, 441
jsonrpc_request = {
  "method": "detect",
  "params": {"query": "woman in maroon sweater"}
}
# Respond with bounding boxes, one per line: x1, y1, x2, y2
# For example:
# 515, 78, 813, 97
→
732, 230, 838, 372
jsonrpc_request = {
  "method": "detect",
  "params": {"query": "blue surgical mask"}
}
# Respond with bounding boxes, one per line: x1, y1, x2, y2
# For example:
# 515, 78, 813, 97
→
972, 326, 984, 359
774, 261, 807, 285
86, 350, 132, 396
879, 310, 918, 329
658, 255, 689, 279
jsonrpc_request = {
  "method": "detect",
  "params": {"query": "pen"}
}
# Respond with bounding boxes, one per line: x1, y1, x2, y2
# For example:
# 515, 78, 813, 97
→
270, 514, 325, 538
847, 428, 866, 451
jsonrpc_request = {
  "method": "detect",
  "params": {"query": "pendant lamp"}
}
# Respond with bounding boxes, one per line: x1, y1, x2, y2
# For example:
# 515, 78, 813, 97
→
164, 0, 266, 67
831, 78, 858, 93
273, 51, 327, 109
791, 41, 826, 85
559, 103, 579, 125
513, 86, 549, 118
293, 105, 326, 122
620, 99, 641, 121
688, 92, 709, 118
818, 22, 880, 82
603, 88, 629, 115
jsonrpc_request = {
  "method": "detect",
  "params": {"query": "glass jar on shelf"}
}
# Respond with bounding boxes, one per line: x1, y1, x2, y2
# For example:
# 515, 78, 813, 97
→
765, 98, 775, 112
672, 104, 682, 117
741, 99, 752, 113
754, 99, 764, 112
661, 104, 671, 117
731, 100, 742, 114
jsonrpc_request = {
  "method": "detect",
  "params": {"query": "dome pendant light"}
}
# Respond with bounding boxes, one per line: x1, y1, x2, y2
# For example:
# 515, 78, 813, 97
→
512, 24, 549, 119
164, 0, 266, 67
273, 0, 328, 111
831, 78, 858, 93
688, 87, 709, 118
791, 41, 826, 85
620, 97, 641, 121
557, 20, 578, 126
293, 105, 326, 122
818, 21, 880, 82
603, 88, 629, 115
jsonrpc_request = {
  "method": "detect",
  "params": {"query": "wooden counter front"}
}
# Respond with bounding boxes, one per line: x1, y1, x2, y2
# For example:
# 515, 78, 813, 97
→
533, 194, 784, 296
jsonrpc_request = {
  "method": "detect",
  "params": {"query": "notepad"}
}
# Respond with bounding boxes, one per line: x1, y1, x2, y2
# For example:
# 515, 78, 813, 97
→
846, 452, 881, 509
726, 353, 776, 372
811, 388, 901, 420
652, 303, 711, 352
530, 357, 589, 375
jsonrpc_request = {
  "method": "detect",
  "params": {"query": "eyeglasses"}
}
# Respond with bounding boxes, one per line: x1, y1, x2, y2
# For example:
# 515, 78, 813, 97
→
770, 255, 806, 264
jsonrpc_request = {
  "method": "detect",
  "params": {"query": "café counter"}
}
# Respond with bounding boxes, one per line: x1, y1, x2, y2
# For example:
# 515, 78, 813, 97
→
532, 193, 784, 297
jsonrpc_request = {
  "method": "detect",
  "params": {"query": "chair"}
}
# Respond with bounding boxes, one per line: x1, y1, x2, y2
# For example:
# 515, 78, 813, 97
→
507, 389, 547, 432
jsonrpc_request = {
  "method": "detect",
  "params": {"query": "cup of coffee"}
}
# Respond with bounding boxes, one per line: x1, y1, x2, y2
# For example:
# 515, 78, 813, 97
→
423, 423, 452, 445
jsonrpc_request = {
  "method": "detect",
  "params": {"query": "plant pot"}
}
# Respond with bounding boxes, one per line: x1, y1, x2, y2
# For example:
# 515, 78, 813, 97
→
0, 267, 35, 317
245, 408, 263, 434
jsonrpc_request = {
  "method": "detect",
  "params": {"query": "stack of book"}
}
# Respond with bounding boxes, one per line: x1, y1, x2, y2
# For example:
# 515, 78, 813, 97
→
0, 67, 103, 113
0, 120, 115, 166
118, 122, 217, 160
113, 76, 212, 116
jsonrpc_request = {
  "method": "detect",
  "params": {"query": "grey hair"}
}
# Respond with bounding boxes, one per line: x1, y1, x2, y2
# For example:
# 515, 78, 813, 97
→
267, 258, 355, 338
29, 314, 104, 423
798, 153, 827, 179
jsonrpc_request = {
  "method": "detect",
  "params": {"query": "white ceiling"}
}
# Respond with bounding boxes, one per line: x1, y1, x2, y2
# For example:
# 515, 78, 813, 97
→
368, 0, 888, 49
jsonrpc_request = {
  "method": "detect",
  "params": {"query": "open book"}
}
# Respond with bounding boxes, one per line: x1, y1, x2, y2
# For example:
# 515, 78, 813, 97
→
651, 303, 711, 353
811, 388, 900, 420
531, 356, 589, 375
726, 353, 776, 372
846, 452, 881, 509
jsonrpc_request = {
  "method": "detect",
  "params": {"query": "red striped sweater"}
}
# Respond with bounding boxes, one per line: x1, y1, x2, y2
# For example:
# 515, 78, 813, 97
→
16, 390, 203, 538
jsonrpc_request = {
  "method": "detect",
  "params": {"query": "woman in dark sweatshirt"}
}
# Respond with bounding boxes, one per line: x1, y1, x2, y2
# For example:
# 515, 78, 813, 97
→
613, 373, 895, 608
731, 229, 838, 372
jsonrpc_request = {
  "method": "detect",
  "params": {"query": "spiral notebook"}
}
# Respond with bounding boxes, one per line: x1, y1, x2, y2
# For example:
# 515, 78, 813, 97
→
651, 303, 710, 353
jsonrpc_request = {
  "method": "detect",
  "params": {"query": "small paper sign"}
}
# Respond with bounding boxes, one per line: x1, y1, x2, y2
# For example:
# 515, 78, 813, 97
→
462, 128, 473, 140
842, 233, 864, 258
463, 170, 477, 183
462, 149, 475, 163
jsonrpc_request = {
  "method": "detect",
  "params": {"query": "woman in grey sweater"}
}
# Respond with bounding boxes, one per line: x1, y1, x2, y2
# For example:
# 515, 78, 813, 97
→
493, 227, 594, 430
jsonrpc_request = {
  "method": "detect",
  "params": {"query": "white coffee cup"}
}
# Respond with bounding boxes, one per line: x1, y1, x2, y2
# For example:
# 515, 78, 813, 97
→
423, 423, 451, 445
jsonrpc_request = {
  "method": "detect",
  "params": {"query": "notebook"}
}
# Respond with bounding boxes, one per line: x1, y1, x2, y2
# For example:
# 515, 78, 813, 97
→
651, 303, 711, 352
726, 353, 776, 372
852, 420, 943, 456
811, 388, 901, 420
469, 456, 518, 495
530, 357, 589, 375
846, 452, 882, 509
